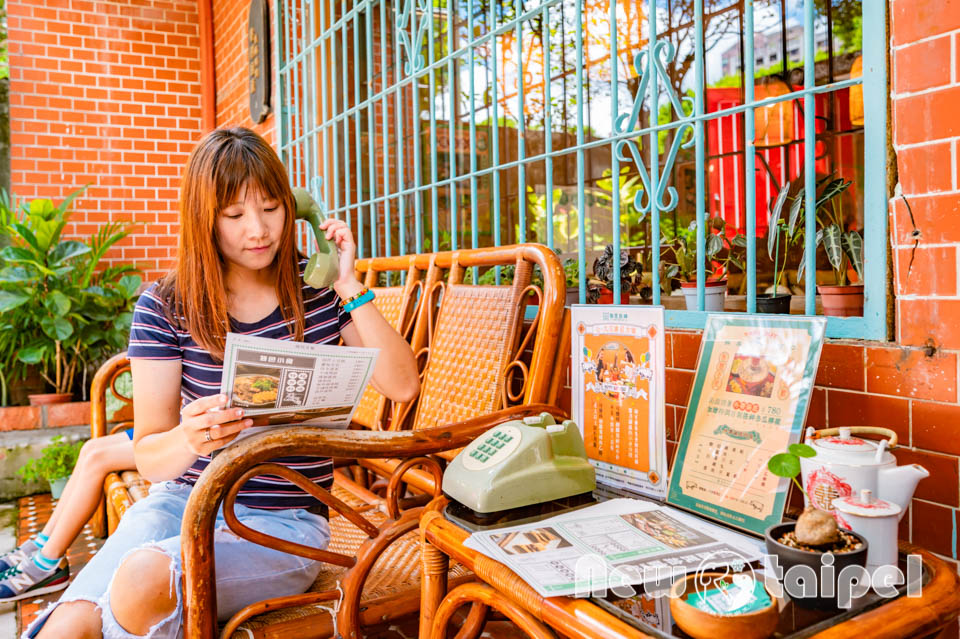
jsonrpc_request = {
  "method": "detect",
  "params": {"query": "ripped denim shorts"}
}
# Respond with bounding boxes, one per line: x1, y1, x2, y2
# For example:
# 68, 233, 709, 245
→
24, 480, 331, 639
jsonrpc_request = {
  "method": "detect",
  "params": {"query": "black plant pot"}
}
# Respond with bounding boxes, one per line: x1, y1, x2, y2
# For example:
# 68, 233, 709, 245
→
764, 522, 868, 610
757, 293, 791, 314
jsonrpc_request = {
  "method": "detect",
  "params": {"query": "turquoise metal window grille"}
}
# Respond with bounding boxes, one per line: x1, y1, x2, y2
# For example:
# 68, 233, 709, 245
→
275, 0, 887, 340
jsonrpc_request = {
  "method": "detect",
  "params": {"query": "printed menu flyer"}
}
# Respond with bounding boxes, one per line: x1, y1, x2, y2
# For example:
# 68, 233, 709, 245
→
571, 306, 667, 499
463, 499, 763, 598
220, 332, 378, 439
667, 315, 826, 536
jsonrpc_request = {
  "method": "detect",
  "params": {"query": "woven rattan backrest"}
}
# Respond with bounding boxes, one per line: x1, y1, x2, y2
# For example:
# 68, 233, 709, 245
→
409, 245, 565, 431
350, 257, 423, 430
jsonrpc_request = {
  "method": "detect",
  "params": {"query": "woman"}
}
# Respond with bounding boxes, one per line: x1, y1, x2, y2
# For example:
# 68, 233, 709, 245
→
26, 127, 419, 639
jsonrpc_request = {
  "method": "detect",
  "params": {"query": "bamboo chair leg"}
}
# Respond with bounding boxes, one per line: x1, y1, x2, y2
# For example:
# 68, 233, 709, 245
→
419, 539, 450, 639
430, 583, 555, 639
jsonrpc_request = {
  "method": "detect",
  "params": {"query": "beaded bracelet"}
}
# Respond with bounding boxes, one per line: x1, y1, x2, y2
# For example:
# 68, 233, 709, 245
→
339, 286, 369, 308
343, 288, 375, 313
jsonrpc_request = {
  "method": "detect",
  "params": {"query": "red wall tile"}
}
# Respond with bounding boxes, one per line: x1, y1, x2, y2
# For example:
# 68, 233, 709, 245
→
913, 401, 960, 457
866, 347, 958, 403
895, 448, 959, 507
815, 343, 865, 391
826, 390, 910, 445
894, 36, 953, 94
910, 500, 955, 558
899, 299, 960, 350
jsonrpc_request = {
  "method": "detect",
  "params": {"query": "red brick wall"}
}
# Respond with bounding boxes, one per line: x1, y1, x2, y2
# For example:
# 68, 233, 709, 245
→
212, 0, 276, 144
7, 0, 204, 283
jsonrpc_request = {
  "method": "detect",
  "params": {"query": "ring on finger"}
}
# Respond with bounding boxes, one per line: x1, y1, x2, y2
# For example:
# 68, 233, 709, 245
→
204, 428, 213, 443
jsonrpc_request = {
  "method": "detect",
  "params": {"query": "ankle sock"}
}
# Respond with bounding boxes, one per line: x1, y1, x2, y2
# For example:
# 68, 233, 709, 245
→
34, 533, 49, 550
32, 551, 59, 572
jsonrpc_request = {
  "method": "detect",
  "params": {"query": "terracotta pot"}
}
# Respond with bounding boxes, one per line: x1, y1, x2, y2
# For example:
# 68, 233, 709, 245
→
817, 284, 864, 317
597, 287, 630, 305
680, 278, 727, 311
28, 392, 74, 406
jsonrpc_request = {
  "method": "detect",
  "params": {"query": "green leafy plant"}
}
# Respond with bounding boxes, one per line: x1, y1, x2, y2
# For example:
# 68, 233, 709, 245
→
768, 441, 840, 546
767, 442, 817, 500
17, 436, 84, 483
0, 187, 142, 399
766, 182, 805, 293
786, 174, 857, 286
662, 217, 747, 284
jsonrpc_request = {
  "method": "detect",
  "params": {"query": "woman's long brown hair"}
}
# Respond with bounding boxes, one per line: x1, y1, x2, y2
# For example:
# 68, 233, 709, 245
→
158, 127, 304, 360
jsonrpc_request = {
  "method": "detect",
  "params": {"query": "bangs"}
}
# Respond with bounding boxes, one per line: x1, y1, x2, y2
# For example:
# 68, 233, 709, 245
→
212, 136, 287, 215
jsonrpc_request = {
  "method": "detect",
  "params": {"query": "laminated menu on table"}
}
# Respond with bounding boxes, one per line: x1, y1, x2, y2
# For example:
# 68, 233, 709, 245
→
219, 332, 379, 440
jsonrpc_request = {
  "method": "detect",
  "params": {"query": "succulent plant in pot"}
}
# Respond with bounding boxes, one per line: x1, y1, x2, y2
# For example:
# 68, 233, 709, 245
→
589, 244, 638, 304
764, 442, 868, 609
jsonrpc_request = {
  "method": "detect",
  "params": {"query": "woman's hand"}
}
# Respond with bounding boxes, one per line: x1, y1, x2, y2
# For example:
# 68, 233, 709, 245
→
319, 217, 363, 299
177, 394, 254, 456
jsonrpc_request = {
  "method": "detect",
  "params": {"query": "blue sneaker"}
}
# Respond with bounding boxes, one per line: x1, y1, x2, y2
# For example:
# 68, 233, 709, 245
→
0, 559, 69, 602
0, 537, 39, 572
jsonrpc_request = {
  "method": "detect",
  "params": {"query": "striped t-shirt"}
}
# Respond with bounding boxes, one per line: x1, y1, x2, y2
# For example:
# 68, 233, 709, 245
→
127, 258, 351, 511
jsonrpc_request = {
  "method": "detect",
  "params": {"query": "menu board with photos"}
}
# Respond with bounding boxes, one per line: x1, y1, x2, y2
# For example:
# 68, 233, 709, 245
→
571, 305, 668, 499
667, 315, 826, 536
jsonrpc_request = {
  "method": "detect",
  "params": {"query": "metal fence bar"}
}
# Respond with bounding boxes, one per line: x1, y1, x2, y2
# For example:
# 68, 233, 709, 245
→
744, 0, 756, 313
469, 0, 479, 280
609, 0, 620, 302
365, 2, 378, 257
313, 0, 326, 210
353, 6, 365, 257
543, 3, 553, 252
490, 0, 502, 280
648, 1, 660, 306
379, 0, 392, 258
803, 0, 816, 315
341, 0, 352, 232
575, 0, 585, 304
394, 2, 407, 259
515, 0, 526, 242
694, 0, 705, 311
428, 0, 439, 252
447, 0, 458, 250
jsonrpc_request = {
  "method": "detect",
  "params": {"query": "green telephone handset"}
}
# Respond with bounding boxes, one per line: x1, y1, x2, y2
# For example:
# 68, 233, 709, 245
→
442, 413, 596, 514
292, 188, 340, 289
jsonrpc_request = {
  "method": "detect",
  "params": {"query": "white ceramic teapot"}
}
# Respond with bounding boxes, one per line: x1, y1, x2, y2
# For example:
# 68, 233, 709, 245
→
801, 426, 928, 523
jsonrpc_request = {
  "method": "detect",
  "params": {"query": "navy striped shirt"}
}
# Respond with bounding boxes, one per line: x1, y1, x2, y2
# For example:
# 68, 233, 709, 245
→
127, 258, 352, 511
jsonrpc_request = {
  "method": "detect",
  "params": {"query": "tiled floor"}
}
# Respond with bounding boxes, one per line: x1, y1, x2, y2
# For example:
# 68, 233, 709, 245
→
13, 495, 531, 638
16, 494, 104, 635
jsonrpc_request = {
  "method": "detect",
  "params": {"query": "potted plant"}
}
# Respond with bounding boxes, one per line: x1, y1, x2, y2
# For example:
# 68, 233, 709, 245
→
590, 244, 638, 304
764, 442, 867, 609
790, 175, 861, 316
663, 218, 746, 311
17, 435, 84, 499
0, 187, 142, 404
759, 183, 800, 314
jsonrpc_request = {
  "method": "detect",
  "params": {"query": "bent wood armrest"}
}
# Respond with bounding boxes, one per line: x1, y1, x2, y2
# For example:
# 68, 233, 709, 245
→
181, 403, 565, 639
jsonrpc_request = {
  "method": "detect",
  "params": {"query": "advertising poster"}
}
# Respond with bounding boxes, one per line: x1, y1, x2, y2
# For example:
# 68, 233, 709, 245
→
667, 315, 826, 536
571, 306, 667, 499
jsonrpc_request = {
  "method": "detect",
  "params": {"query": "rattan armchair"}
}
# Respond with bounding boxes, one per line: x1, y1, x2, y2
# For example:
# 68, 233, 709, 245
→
180, 244, 568, 638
